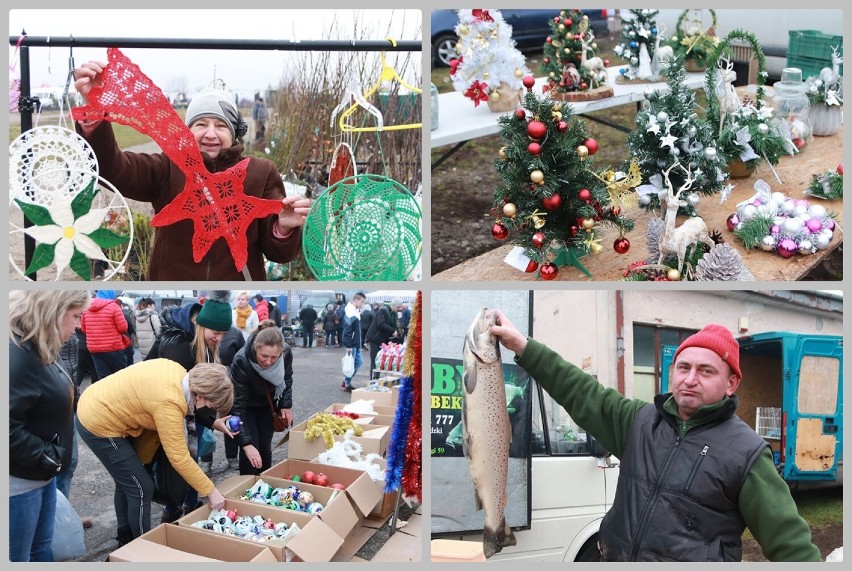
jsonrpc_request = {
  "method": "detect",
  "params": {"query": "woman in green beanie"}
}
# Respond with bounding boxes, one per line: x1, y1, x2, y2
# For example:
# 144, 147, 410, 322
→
144, 290, 233, 522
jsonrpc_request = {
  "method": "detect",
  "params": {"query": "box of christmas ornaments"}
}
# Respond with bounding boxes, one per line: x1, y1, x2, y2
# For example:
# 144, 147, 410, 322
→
175, 497, 342, 562
350, 384, 400, 407
216, 474, 360, 540
288, 412, 391, 461
262, 459, 384, 519
108, 522, 277, 562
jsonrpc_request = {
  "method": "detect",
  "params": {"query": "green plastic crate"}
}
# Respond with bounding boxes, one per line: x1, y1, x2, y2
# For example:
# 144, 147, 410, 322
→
787, 54, 843, 81
788, 30, 843, 62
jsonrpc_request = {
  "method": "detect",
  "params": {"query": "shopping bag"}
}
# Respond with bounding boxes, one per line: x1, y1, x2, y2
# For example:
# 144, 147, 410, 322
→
52, 490, 85, 561
342, 353, 355, 377
197, 426, 216, 458
149, 446, 189, 506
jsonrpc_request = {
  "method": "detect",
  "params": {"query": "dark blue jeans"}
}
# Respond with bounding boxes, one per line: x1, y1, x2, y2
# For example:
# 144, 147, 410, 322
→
9, 479, 56, 561
91, 350, 128, 380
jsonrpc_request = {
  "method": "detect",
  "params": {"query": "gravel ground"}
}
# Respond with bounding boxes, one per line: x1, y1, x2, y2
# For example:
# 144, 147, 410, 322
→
63, 342, 419, 562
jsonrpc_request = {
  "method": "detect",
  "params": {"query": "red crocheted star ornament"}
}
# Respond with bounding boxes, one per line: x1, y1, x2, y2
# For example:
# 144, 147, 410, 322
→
71, 48, 282, 271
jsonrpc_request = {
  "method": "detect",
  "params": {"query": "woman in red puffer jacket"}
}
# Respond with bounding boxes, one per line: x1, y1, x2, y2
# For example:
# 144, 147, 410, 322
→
80, 290, 131, 379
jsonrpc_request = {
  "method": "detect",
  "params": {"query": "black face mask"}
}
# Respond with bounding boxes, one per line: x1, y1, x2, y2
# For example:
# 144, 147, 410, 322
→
195, 406, 217, 430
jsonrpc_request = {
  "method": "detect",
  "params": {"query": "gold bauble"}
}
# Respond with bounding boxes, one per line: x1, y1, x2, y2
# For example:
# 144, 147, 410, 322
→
592, 42, 598, 50
577, 145, 589, 158
560, 10, 566, 17
564, 47, 571, 55
552, 111, 563, 121
489, 91, 501, 102
582, 15, 589, 20
514, 68, 524, 78
549, 72, 557, 79
667, 268, 682, 281
565, 33, 573, 41
553, 103, 563, 112
459, 24, 469, 36
503, 203, 517, 218
498, 146, 508, 159
590, 242, 603, 254
581, 218, 595, 230
532, 215, 546, 229
558, 24, 566, 32
530, 170, 545, 184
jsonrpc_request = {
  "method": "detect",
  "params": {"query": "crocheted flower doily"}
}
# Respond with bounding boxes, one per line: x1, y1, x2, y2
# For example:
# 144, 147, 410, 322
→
302, 173, 422, 281
9, 126, 99, 207
71, 47, 282, 272
10, 168, 133, 281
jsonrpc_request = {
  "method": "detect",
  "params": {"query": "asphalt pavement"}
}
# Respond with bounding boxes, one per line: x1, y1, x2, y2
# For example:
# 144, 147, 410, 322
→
64, 341, 414, 562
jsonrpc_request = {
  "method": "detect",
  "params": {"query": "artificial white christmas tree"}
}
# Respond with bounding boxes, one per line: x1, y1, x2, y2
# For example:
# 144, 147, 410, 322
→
450, 9, 531, 112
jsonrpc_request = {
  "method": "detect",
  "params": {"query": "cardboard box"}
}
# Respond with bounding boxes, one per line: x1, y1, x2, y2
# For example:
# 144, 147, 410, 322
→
431, 539, 486, 562
217, 474, 360, 541
262, 459, 383, 519
288, 417, 391, 461
325, 402, 398, 416
108, 523, 277, 562
350, 386, 399, 407
370, 490, 399, 520
176, 498, 342, 562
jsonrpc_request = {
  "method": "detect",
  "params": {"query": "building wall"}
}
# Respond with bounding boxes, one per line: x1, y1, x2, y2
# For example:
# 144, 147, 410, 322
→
533, 290, 842, 398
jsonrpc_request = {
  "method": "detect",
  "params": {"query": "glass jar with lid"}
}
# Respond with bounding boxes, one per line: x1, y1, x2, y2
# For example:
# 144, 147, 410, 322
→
771, 67, 812, 146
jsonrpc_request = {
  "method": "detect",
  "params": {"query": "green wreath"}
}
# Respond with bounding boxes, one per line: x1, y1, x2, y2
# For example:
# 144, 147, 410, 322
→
669, 9, 718, 70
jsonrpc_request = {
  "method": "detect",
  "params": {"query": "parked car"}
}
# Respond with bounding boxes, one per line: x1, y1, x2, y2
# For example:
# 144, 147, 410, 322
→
431, 9, 611, 67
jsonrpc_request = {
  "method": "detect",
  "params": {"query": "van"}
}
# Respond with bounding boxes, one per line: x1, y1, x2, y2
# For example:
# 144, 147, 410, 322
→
662, 331, 843, 486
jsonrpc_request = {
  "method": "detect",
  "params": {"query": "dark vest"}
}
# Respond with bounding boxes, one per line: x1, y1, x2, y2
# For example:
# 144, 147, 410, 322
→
600, 394, 767, 562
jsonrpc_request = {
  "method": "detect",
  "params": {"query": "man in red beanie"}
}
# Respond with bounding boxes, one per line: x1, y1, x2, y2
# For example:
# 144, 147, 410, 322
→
489, 315, 821, 562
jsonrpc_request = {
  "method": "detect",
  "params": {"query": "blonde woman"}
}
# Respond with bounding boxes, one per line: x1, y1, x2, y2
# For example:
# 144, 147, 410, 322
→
232, 291, 259, 342
9, 290, 91, 561
76, 361, 237, 546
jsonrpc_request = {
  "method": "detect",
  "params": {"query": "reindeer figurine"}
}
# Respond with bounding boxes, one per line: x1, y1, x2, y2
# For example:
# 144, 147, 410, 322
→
658, 162, 716, 274
651, 23, 674, 76
579, 30, 608, 88
715, 57, 740, 132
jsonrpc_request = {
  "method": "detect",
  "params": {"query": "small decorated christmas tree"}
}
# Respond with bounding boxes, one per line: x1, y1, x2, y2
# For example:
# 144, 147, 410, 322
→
705, 30, 796, 181
540, 9, 611, 99
450, 9, 530, 111
805, 163, 843, 200
667, 9, 719, 72
614, 9, 667, 81
490, 78, 634, 280
627, 56, 729, 215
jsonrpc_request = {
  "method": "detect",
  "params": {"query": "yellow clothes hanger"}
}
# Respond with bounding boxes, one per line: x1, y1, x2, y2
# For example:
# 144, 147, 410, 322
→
338, 38, 422, 133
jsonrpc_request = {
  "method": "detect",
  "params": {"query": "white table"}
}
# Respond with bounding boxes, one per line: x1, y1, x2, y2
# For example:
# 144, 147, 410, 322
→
431, 67, 707, 167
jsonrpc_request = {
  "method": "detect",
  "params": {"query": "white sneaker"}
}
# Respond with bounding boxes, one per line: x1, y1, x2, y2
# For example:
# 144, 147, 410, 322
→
199, 461, 213, 475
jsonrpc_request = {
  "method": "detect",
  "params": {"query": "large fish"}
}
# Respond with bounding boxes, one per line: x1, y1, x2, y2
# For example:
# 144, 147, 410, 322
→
462, 308, 517, 558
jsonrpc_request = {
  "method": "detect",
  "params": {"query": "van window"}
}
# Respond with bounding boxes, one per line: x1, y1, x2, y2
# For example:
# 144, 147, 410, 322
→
797, 355, 840, 414
531, 381, 590, 456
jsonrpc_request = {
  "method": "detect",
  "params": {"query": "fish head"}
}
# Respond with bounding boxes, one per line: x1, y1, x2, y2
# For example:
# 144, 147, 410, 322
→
465, 308, 500, 364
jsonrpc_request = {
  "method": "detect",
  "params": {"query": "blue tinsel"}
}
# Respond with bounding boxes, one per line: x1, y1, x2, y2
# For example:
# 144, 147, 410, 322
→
384, 375, 413, 493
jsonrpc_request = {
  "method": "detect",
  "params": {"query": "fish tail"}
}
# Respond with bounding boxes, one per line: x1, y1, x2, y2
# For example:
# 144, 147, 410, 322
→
482, 516, 517, 558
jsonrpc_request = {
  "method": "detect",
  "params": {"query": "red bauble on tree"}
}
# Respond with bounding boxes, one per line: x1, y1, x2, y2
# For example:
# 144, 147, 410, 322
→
514, 108, 526, 120
583, 138, 598, 155
540, 262, 558, 280
532, 231, 546, 248
613, 236, 630, 254
557, 121, 568, 133
577, 188, 591, 202
492, 222, 509, 240
838, 163, 844, 175
527, 120, 547, 140
524, 260, 539, 273
522, 75, 536, 90
528, 142, 542, 155
542, 193, 562, 211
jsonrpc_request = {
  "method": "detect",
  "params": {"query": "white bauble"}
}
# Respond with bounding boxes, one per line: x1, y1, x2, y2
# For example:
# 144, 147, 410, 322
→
808, 204, 827, 219
792, 204, 808, 218
814, 232, 832, 249
740, 204, 758, 221
782, 217, 804, 236
761, 235, 777, 251
639, 194, 652, 206
798, 239, 814, 254
771, 192, 787, 206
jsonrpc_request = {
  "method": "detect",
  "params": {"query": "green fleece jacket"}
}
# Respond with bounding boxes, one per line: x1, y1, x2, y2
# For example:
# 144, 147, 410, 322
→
517, 338, 822, 562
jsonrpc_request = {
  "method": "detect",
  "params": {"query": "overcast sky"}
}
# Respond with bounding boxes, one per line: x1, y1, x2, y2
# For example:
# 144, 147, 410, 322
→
9, 9, 422, 99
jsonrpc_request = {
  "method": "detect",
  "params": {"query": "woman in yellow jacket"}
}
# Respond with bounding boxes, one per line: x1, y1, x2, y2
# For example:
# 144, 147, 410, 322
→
76, 359, 236, 545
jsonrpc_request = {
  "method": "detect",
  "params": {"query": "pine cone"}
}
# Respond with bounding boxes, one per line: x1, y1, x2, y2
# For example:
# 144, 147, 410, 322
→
645, 216, 665, 263
709, 229, 724, 244
695, 243, 755, 281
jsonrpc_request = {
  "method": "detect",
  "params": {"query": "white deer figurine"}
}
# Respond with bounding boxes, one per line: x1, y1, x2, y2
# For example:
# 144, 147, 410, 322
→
579, 31, 608, 88
716, 57, 740, 132
651, 23, 674, 76
658, 162, 716, 273
820, 46, 844, 87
